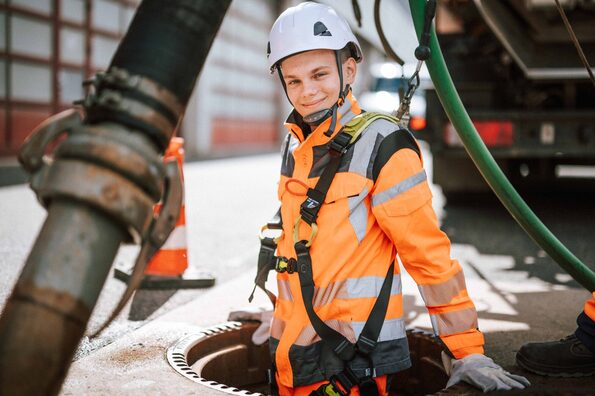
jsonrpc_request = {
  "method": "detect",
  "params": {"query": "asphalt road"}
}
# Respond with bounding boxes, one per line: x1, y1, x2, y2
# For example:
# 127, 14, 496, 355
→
1, 146, 593, 378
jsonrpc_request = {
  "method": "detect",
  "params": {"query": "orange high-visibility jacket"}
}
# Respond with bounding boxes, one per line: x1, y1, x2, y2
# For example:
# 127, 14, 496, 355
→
271, 92, 484, 388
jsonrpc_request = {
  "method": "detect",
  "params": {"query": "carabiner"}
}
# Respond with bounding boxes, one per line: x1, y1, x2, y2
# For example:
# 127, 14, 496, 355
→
260, 223, 283, 243
293, 215, 318, 247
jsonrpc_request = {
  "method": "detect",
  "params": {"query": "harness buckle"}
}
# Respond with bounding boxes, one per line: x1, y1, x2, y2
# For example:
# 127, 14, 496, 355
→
324, 378, 348, 396
275, 257, 297, 274
329, 133, 351, 154
293, 215, 318, 247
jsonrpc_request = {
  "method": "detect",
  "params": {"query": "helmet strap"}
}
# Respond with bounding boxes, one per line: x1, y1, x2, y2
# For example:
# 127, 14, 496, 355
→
276, 67, 292, 104
303, 108, 332, 125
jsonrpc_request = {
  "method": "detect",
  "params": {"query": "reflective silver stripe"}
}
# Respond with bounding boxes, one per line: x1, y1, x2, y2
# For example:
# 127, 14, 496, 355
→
288, 134, 300, 153
295, 320, 357, 346
310, 273, 401, 308
418, 270, 467, 306
345, 274, 402, 299
271, 317, 286, 339
348, 118, 397, 177
295, 317, 406, 347
372, 170, 427, 207
352, 317, 406, 342
430, 307, 479, 336
341, 110, 357, 126
312, 280, 348, 308
348, 186, 369, 243
339, 95, 356, 121
278, 279, 293, 301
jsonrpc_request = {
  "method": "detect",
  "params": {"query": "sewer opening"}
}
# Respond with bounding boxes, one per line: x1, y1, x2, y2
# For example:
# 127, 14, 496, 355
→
168, 322, 475, 396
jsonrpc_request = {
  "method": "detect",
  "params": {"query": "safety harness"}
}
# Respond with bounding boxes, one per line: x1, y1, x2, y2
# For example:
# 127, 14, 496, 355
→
250, 112, 404, 396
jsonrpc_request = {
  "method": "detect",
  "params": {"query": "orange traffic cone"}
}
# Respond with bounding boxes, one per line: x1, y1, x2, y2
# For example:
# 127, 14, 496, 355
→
146, 137, 188, 277
114, 137, 215, 289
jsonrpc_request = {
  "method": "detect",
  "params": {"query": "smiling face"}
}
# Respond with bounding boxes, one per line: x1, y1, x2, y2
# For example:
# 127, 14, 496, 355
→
280, 49, 356, 119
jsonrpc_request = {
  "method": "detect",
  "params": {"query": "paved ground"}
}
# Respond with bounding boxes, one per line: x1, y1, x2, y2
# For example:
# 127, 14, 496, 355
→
1, 146, 594, 394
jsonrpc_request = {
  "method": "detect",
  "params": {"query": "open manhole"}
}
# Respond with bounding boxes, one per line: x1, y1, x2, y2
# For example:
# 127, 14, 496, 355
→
167, 322, 479, 395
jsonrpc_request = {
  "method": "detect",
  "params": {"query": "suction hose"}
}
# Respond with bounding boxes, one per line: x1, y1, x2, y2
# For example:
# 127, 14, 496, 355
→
408, 0, 595, 292
0, 2, 231, 395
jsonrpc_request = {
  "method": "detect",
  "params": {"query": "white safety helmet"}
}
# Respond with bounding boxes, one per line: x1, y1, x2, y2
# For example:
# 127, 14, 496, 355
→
267, 1, 363, 73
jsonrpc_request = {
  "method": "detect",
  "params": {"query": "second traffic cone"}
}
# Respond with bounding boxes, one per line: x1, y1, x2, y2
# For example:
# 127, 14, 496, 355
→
114, 137, 215, 289
146, 137, 188, 277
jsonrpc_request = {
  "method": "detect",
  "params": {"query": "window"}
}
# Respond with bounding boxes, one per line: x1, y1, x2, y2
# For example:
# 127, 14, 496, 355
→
62, 0, 85, 24
11, 16, 52, 59
61, 27, 85, 65
59, 68, 84, 104
11, 62, 52, 102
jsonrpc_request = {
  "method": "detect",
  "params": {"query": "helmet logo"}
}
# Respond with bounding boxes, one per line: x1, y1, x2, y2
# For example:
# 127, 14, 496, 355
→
313, 21, 332, 37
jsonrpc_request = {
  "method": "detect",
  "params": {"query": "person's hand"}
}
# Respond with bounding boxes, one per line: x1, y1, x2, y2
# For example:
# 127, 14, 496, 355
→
227, 306, 272, 345
442, 352, 530, 392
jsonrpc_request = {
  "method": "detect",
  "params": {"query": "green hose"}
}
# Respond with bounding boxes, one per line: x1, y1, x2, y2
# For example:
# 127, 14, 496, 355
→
409, 0, 595, 292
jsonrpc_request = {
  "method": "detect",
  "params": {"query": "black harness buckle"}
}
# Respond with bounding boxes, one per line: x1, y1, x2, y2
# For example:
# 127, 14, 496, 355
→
275, 257, 297, 274
329, 132, 351, 154
320, 377, 348, 396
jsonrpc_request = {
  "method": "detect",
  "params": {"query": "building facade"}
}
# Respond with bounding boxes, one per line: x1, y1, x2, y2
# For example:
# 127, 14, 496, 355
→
1, 0, 393, 162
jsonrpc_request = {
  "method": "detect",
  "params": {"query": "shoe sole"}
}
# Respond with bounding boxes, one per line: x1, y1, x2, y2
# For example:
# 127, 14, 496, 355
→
516, 354, 595, 378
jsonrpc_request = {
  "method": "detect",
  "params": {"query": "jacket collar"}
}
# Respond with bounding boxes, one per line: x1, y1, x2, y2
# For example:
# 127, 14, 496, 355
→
284, 90, 362, 145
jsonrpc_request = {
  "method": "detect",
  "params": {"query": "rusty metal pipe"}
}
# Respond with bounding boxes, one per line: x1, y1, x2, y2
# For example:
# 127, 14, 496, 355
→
0, 199, 125, 395
0, 0, 231, 394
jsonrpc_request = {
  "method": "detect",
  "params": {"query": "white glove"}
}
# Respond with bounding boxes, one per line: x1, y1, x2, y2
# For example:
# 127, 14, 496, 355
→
442, 352, 530, 392
227, 306, 272, 346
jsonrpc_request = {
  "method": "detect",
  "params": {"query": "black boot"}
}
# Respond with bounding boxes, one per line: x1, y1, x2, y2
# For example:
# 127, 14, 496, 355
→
516, 334, 595, 377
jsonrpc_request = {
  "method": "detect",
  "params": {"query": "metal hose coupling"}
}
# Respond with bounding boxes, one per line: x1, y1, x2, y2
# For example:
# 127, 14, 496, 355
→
81, 67, 184, 151
18, 70, 186, 335
19, 119, 155, 246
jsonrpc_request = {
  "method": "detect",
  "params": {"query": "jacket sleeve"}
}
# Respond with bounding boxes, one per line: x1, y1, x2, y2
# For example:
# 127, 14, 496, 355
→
370, 136, 484, 359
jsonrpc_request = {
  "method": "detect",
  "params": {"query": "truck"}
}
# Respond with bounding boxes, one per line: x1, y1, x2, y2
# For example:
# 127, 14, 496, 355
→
422, 0, 595, 198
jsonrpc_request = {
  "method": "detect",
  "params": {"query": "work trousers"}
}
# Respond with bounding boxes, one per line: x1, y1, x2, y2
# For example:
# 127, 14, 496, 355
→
276, 374, 388, 396
575, 292, 595, 354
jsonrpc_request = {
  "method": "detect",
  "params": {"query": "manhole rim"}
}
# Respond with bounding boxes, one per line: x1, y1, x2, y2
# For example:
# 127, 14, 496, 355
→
167, 321, 263, 396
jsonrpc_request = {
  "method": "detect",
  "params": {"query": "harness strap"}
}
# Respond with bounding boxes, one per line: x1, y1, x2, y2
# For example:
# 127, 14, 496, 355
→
268, 363, 280, 396
300, 134, 347, 225
249, 208, 282, 306
296, 240, 395, 362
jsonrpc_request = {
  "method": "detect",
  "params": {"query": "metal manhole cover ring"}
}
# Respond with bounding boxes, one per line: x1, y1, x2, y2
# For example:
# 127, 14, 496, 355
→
167, 321, 263, 395
167, 322, 474, 396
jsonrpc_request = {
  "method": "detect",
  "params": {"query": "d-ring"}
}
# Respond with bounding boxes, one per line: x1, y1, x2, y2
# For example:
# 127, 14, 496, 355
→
293, 215, 318, 247
260, 224, 283, 243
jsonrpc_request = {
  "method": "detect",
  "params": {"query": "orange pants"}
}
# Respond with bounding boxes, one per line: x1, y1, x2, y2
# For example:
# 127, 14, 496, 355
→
277, 374, 388, 396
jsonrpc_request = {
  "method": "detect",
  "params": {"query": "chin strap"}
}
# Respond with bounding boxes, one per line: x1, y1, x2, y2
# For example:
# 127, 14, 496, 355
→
323, 83, 351, 137
322, 51, 347, 137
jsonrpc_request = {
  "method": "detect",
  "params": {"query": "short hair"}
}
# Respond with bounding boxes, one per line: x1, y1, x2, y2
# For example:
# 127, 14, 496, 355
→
339, 44, 357, 64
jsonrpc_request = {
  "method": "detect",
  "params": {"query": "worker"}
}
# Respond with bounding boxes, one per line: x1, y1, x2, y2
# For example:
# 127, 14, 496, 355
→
251, 2, 530, 395
516, 293, 595, 376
